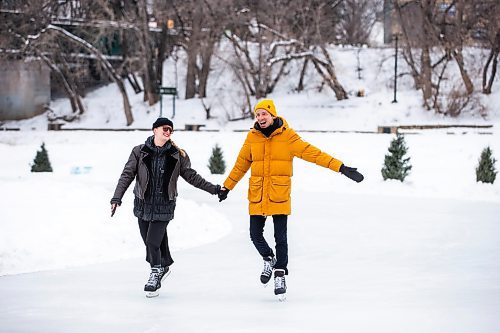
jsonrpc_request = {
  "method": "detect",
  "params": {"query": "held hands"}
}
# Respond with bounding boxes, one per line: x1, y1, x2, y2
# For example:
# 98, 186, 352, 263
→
217, 186, 229, 202
340, 164, 364, 183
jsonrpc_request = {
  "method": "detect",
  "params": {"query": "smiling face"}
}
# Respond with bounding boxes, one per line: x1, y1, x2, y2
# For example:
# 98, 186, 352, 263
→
153, 125, 173, 146
255, 109, 275, 128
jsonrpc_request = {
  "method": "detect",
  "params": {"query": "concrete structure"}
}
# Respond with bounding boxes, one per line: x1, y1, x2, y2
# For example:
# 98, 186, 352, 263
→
0, 59, 50, 121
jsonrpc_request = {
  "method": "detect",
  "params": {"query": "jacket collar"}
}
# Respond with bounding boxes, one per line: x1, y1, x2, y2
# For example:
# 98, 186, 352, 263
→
251, 116, 288, 138
141, 136, 179, 158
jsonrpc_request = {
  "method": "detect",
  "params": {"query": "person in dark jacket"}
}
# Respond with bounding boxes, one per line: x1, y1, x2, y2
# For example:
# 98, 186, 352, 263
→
111, 117, 222, 297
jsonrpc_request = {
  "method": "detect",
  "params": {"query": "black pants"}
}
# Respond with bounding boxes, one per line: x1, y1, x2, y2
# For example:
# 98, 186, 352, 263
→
138, 219, 174, 268
249, 215, 288, 274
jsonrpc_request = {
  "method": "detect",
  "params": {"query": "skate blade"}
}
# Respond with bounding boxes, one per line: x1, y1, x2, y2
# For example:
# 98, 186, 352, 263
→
161, 269, 171, 283
277, 294, 287, 302
145, 291, 159, 298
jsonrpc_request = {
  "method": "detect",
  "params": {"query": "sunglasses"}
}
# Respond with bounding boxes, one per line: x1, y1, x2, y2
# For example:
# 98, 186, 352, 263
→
161, 126, 174, 133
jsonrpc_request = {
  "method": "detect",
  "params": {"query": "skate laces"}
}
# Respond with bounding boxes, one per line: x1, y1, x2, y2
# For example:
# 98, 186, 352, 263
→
274, 275, 285, 289
146, 269, 160, 286
262, 257, 276, 277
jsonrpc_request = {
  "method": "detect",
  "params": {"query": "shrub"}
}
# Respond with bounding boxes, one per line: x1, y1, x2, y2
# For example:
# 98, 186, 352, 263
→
31, 143, 53, 172
381, 134, 412, 182
208, 144, 226, 174
476, 146, 497, 184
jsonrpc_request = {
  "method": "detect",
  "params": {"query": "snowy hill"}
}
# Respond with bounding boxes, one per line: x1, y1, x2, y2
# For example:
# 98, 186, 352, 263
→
4, 46, 500, 131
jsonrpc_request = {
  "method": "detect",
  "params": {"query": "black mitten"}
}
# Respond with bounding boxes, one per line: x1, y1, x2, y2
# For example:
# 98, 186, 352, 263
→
218, 187, 229, 202
340, 164, 364, 183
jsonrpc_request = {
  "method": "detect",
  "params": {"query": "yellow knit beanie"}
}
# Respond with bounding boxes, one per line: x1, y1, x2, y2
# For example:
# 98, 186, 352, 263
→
254, 99, 277, 117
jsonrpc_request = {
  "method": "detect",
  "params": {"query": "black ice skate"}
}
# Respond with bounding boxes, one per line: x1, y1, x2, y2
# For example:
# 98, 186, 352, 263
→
144, 266, 162, 298
158, 266, 171, 287
274, 269, 287, 301
260, 255, 276, 285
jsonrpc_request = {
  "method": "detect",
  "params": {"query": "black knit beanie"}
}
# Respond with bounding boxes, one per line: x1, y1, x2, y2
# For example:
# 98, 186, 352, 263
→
152, 117, 174, 130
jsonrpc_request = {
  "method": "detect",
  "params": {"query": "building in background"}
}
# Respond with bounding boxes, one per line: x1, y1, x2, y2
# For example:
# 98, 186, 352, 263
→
0, 59, 50, 121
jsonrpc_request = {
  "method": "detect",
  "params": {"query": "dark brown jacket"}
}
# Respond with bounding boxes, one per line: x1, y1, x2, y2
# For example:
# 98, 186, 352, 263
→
111, 139, 218, 205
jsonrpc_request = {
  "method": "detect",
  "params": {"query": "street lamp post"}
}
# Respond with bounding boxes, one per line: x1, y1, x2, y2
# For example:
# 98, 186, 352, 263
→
392, 33, 399, 103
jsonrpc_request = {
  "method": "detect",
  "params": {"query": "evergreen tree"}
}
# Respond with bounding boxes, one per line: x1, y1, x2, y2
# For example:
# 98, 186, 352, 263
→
476, 146, 497, 184
381, 134, 412, 182
31, 143, 53, 172
208, 144, 226, 174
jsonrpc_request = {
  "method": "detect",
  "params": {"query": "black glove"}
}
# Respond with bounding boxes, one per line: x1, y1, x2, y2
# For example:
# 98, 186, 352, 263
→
340, 164, 364, 183
110, 198, 121, 217
218, 187, 229, 202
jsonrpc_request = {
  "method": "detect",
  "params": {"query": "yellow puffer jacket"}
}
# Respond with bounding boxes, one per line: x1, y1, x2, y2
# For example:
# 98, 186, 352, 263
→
223, 117, 343, 216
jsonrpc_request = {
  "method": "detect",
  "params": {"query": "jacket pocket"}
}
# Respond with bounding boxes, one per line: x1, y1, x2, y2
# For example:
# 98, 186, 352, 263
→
269, 176, 291, 203
248, 176, 263, 203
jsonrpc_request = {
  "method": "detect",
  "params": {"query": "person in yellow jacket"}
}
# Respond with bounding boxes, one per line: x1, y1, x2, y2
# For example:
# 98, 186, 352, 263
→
217, 99, 363, 298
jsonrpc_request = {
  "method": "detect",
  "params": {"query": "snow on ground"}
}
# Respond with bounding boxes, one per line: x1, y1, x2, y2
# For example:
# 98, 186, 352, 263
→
0, 130, 499, 332
0, 131, 231, 276
1, 45, 500, 332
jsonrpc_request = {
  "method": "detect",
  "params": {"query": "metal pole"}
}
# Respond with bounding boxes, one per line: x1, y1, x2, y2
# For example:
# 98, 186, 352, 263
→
392, 34, 398, 103
160, 92, 163, 117
172, 94, 175, 118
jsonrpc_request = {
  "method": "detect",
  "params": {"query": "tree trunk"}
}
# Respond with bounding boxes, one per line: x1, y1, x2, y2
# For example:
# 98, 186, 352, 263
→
297, 57, 309, 92
311, 57, 346, 99
483, 45, 499, 95
125, 70, 142, 93
185, 48, 198, 99
452, 49, 474, 94
421, 47, 433, 109
320, 46, 348, 100
484, 50, 498, 94
198, 38, 215, 98
185, 5, 202, 99
36, 51, 85, 119
137, 0, 158, 106
267, 59, 289, 95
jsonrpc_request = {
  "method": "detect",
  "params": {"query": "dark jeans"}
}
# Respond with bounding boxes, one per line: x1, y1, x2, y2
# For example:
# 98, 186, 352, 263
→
249, 215, 288, 274
138, 219, 174, 268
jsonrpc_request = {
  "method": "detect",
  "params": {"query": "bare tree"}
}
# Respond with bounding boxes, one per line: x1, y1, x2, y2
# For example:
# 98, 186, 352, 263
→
170, 0, 227, 101
223, 0, 348, 116
395, 0, 473, 114
337, 0, 383, 45
469, 0, 500, 94
284, 0, 348, 99
1, 0, 138, 124
1, 1, 88, 118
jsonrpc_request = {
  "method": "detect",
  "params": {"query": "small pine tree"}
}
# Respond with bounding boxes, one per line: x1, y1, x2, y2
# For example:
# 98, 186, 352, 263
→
208, 144, 226, 174
381, 134, 412, 182
31, 143, 53, 172
476, 146, 497, 184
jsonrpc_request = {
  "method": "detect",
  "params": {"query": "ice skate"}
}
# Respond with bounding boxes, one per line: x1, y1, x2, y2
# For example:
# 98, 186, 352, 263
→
274, 269, 287, 301
144, 266, 161, 298
158, 266, 171, 288
260, 255, 276, 285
